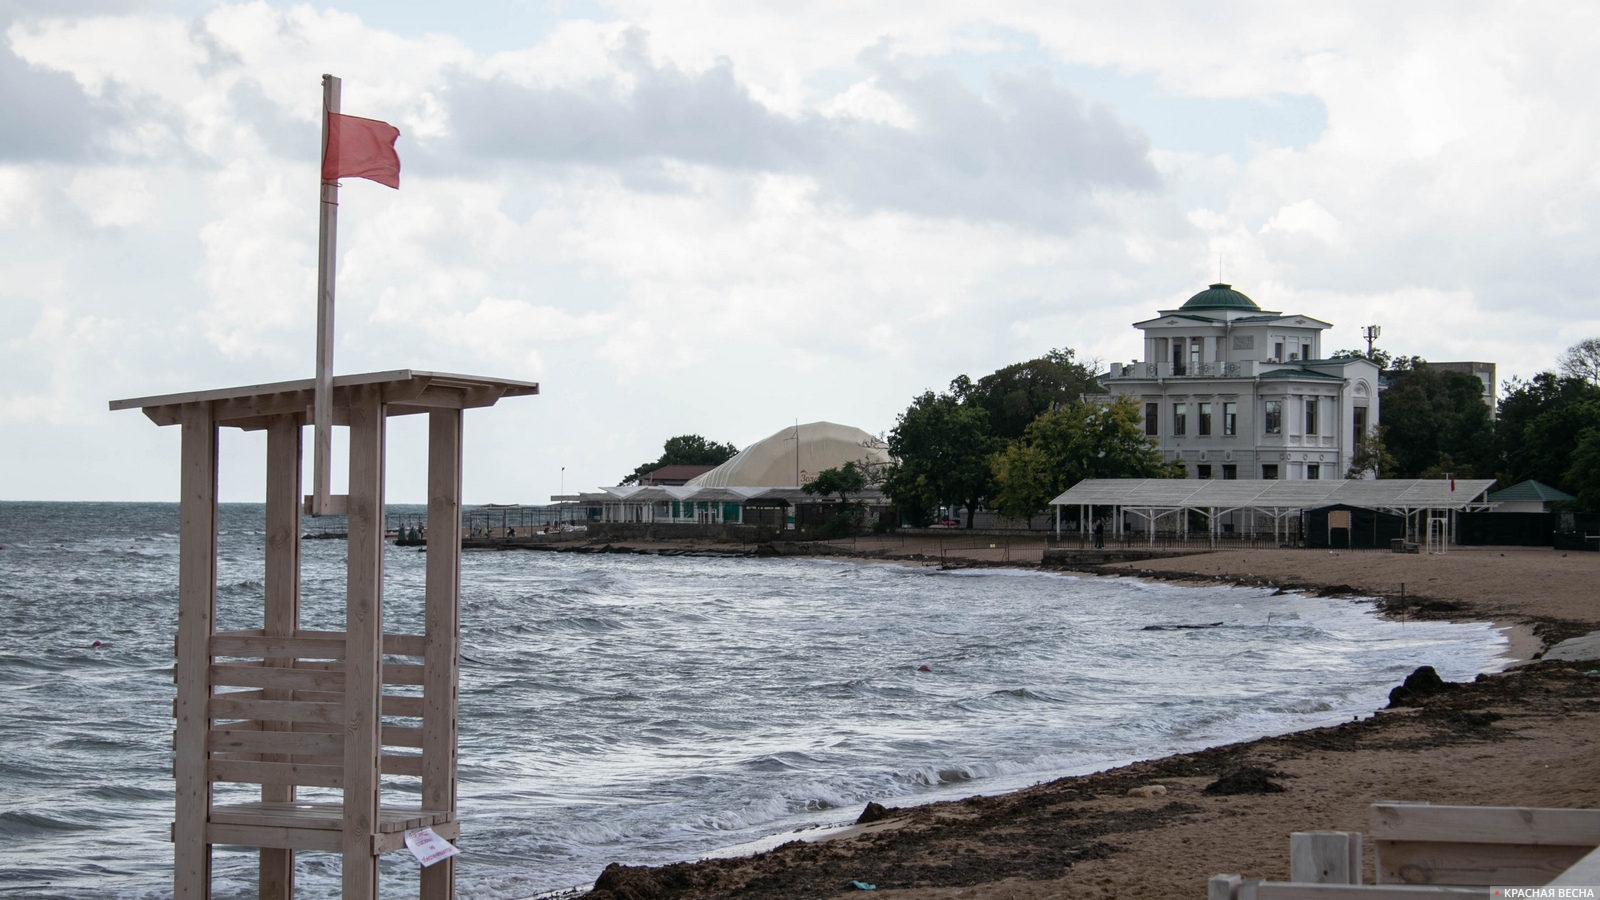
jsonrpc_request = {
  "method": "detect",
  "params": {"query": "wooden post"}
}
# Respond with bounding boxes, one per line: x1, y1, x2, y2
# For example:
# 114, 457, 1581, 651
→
422, 408, 463, 899
343, 384, 384, 898
311, 73, 341, 516
174, 404, 218, 898
1290, 831, 1361, 884
260, 415, 302, 898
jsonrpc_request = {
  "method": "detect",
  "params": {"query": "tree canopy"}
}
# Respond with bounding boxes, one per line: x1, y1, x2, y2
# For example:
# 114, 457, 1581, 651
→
1494, 372, 1600, 491
990, 396, 1180, 520
619, 434, 740, 485
952, 348, 1102, 441
1376, 363, 1495, 478
883, 389, 998, 527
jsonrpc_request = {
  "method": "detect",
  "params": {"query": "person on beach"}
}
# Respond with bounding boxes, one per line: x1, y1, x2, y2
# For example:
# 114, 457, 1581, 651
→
1093, 519, 1105, 549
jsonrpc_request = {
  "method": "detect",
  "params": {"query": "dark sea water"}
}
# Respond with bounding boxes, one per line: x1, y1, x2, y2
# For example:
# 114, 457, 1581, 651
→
0, 501, 1509, 899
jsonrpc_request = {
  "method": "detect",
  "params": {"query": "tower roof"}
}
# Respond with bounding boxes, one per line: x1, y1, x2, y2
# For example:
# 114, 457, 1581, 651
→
1180, 283, 1260, 312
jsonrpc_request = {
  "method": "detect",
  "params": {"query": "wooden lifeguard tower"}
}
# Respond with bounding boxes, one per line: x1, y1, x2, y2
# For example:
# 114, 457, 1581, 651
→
111, 77, 538, 898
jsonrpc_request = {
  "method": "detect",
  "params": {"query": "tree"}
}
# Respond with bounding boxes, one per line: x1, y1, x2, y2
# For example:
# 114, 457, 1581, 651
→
1378, 364, 1495, 478
883, 390, 998, 528
803, 462, 870, 536
1345, 429, 1396, 479
803, 462, 868, 506
1558, 338, 1600, 387
1565, 427, 1600, 509
953, 348, 1102, 441
1494, 372, 1600, 489
620, 434, 740, 485
990, 396, 1180, 520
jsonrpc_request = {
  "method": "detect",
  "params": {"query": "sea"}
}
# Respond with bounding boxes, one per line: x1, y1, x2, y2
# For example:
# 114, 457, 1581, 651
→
0, 501, 1511, 899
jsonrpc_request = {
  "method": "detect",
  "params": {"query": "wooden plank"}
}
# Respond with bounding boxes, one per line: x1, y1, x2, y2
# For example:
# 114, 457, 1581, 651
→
384, 633, 426, 657
209, 759, 343, 788
174, 403, 218, 899
209, 664, 344, 692
344, 383, 385, 898
1291, 832, 1362, 885
373, 817, 459, 854
1371, 803, 1600, 846
382, 694, 425, 718
210, 632, 346, 660
1251, 885, 1491, 898
422, 407, 463, 900
208, 728, 342, 756
382, 662, 425, 685
381, 725, 423, 748
208, 822, 343, 853
208, 695, 341, 725
1375, 839, 1591, 886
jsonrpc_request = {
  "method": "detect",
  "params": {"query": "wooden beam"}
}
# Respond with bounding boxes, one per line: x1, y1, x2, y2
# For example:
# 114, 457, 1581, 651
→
174, 404, 218, 899
343, 383, 385, 898
422, 407, 463, 900
261, 415, 300, 898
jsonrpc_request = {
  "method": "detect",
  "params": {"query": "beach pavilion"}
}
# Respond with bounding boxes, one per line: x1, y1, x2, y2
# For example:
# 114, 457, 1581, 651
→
1050, 478, 1497, 547
580, 421, 890, 527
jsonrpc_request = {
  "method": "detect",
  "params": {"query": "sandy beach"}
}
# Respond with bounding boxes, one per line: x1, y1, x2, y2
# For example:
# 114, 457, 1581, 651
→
569, 538, 1600, 899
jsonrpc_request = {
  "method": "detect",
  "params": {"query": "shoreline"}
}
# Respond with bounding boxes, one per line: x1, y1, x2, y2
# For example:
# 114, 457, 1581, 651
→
557, 539, 1600, 899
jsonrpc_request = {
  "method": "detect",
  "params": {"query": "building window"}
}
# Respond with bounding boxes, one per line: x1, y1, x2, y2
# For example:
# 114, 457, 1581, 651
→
1190, 338, 1202, 371
1145, 402, 1159, 436
1274, 341, 1284, 362
1223, 401, 1237, 436
1264, 400, 1282, 435
1197, 464, 1213, 479
1307, 464, 1321, 480
1221, 464, 1237, 480
1262, 464, 1279, 480
1173, 402, 1188, 436
1353, 405, 1368, 442
1198, 402, 1213, 436
1172, 340, 1186, 376
1305, 398, 1318, 435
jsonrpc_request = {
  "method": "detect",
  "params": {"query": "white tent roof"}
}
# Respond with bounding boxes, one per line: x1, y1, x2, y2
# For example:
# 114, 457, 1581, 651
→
687, 421, 889, 488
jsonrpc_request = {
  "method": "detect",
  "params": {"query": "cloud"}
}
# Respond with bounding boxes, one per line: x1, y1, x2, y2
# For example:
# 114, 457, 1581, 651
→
444, 28, 1161, 232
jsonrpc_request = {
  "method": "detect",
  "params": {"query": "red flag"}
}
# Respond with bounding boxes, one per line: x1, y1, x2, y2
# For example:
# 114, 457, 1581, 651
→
323, 112, 401, 188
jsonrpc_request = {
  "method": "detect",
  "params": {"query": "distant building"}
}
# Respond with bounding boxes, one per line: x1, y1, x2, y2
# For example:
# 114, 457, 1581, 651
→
1427, 361, 1497, 412
1100, 283, 1380, 480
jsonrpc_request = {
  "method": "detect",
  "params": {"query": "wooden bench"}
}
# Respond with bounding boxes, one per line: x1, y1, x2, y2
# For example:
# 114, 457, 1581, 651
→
1210, 802, 1600, 899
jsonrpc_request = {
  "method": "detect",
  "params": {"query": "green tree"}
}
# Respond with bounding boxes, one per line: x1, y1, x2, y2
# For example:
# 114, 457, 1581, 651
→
803, 462, 868, 506
883, 390, 998, 528
620, 434, 740, 485
953, 348, 1102, 441
1565, 427, 1600, 509
990, 396, 1179, 520
1345, 428, 1396, 479
1494, 373, 1600, 489
1378, 364, 1495, 478
803, 462, 870, 536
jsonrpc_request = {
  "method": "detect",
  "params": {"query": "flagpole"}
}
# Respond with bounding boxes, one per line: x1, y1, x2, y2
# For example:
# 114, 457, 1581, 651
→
311, 73, 340, 516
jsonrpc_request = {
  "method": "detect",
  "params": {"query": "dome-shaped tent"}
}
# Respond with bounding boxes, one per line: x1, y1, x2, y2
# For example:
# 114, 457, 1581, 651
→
687, 422, 888, 488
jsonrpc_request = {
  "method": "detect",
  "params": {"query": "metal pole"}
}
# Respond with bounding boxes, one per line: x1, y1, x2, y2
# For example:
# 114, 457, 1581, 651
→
311, 74, 340, 516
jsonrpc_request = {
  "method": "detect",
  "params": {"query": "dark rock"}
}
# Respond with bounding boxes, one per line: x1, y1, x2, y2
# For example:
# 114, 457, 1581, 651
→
856, 801, 896, 824
1203, 765, 1285, 795
1387, 665, 1454, 707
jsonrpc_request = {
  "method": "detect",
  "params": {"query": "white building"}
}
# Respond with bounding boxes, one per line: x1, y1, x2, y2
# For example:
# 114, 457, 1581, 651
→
1100, 283, 1380, 480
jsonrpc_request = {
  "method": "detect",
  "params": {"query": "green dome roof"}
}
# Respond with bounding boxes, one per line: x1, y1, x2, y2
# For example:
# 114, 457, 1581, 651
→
1180, 283, 1260, 312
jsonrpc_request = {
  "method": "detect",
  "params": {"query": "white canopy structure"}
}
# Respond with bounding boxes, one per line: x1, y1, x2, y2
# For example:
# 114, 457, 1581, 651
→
1049, 478, 1497, 546
688, 421, 889, 488
580, 422, 890, 526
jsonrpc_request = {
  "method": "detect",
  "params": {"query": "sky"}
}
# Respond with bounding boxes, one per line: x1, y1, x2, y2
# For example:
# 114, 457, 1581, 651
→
4, 1, 1598, 504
